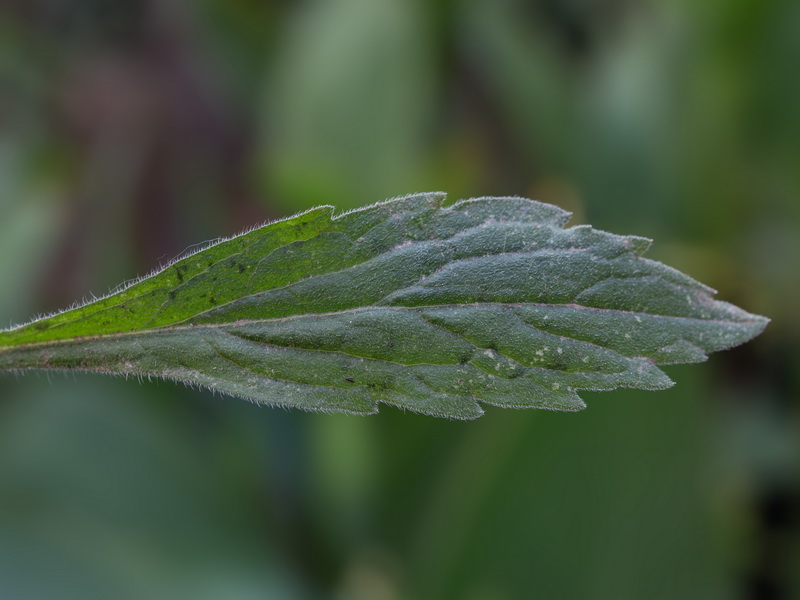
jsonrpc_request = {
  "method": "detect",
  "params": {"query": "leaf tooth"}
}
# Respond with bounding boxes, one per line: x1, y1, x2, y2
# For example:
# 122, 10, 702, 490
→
625, 235, 653, 256
450, 196, 572, 227
334, 191, 446, 221
382, 388, 484, 421
651, 340, 708, 364
473, 376, 587, 411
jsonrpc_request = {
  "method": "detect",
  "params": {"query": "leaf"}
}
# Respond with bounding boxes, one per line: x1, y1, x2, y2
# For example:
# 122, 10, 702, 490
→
0, 193, 768, 419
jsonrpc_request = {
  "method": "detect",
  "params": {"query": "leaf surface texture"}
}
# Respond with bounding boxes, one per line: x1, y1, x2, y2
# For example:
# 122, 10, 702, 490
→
0, 193, 768, 418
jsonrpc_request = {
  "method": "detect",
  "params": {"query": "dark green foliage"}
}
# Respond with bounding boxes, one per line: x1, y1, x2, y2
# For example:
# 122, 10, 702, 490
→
0, 193, 767, 418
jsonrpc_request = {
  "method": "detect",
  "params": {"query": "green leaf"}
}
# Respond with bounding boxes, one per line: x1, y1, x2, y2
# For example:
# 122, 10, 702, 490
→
0, 193, 768, 419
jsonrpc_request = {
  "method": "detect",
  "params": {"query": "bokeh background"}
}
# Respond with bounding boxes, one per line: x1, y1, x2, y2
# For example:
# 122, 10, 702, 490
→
0, 1, 797, 598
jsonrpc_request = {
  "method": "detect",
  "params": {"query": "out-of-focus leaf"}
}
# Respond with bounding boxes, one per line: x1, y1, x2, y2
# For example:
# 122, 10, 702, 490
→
0, 144, 62, 321
263, 0, 433, 210
0, 193, 767, 419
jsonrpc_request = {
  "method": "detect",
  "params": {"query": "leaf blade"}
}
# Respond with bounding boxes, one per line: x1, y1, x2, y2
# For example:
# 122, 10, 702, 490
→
0, 193, 768, 419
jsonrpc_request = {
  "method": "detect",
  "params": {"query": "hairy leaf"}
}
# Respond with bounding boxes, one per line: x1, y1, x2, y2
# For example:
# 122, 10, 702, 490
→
0, 193, 767, 419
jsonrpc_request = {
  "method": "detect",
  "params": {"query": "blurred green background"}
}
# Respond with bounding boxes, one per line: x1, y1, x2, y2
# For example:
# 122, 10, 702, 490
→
0, 1, 797, 598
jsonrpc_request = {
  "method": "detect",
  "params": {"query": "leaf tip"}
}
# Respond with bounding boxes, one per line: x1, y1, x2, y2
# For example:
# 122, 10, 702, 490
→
740, 312, 770, 343
626, 235, 653, 256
